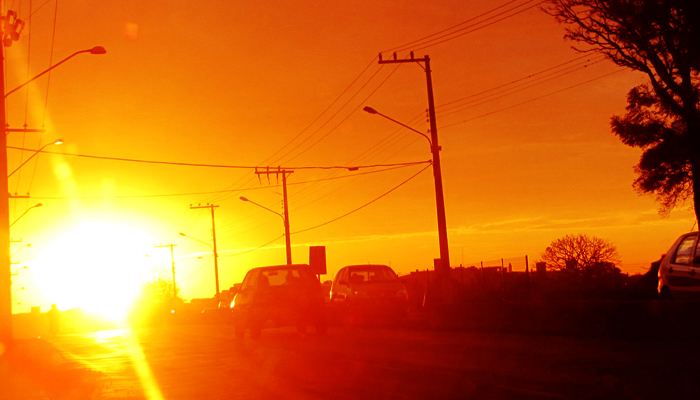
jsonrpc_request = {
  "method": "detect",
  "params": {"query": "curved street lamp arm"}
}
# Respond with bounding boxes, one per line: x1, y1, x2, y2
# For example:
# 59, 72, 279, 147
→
363, 106, 432, 148
179, 232, 213, 249
240, 197, 285, 221
8, 141, 61, 177
10, 204, 42, 228
4, 47, 106, 99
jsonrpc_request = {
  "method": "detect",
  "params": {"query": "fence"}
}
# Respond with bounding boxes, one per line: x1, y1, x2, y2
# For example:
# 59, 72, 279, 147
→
400, 256, 644, 306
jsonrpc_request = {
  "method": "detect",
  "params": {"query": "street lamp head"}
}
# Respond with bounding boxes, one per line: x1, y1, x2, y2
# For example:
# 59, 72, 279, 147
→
363, 106, 378, 114
52, 139, 63, 145
89, 46, 107, 55
178, 232, 186, 237
239, 197, 249, 202
34, 203, 42, 208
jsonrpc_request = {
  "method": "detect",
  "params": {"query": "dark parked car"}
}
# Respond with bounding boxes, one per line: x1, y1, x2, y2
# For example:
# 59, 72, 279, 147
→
329, 264, 408, 320
658, 231, 700, 300
230, 264, 326, 338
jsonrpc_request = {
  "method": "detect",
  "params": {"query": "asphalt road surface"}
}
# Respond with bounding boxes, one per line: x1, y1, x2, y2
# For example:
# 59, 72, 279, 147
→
3, 322, 700, 399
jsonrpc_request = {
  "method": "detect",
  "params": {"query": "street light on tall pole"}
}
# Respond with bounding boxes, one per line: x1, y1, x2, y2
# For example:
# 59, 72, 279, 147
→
8, 140, 62, 177
4, 46, 106, 98
240, 196, 292, 265
179, 229, 220, 304
9, 203, 42, 228
0, 3, 106, 342
364, 53, 451, 304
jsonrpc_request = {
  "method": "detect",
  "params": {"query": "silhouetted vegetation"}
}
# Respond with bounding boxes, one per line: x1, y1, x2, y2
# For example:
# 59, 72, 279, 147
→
547, 0, 700, 220
540, 234, 621, 275
128, 278, 182, 325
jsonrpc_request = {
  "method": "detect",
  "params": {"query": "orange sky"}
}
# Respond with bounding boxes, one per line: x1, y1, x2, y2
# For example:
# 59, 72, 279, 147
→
5, 1, 697, 312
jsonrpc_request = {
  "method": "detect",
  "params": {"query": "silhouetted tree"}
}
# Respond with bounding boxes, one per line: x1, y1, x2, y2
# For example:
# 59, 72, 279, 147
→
129, 278, 182, 323
541, 234, 621, 275
546, 0, 700, 220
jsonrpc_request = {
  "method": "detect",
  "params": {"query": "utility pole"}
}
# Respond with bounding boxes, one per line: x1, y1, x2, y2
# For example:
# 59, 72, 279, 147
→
255, 167, 293, 265
378, 52, 452, 304
154, 244, 178, 298
190, 204, 220, 304
1, 6, 25, 344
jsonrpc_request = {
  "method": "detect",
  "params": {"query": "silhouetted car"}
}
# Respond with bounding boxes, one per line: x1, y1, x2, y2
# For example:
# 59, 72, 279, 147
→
230, 264, 326, 338
329, 264, 409, 320
658, 231, 700, 300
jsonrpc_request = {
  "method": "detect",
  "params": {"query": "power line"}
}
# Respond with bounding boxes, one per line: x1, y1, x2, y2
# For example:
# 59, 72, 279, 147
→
437, 54, 597, 110
292, 163, 432, 235
437, 57, 606, 118
29, 162, 430, 200
6, 146, 428, 171
383, 0, 543, 56
412, 1, 544, 53
382, 0, 526, 54
440, 69, 626, 129
221, 163, 432, 258
282, 64, 403, 164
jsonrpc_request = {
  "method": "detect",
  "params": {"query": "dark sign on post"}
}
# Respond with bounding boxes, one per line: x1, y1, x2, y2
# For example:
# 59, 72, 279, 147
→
309, 246, 326, 275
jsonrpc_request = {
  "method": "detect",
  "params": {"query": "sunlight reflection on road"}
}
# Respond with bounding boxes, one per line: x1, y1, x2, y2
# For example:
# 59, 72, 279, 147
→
54, 327, 164, 399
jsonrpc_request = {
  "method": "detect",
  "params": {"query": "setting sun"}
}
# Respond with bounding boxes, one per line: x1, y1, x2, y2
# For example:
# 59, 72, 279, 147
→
31, 222, 155, 320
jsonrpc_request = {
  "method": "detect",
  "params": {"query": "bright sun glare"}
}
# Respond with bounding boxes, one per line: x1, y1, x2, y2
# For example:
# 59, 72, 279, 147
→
32, 222, 155, 320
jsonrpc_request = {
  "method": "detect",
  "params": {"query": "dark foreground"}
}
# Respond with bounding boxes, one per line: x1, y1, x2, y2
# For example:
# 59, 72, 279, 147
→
2, 313, 700, 400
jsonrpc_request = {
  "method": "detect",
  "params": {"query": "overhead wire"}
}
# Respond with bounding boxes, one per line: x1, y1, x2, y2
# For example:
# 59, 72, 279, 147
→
440, 69, 626, 129
221, 162, 432, 257
436, 53, 596, 111
382, 0, 525, 54
6, 145, 427, 171
27, 0, 58, 196
437, 57, 607, 119
412, 1, 545, 53
28, 161, 430, 200
277, 64, 397, 165
383, 0, 543, 56
202, 57, 380, 205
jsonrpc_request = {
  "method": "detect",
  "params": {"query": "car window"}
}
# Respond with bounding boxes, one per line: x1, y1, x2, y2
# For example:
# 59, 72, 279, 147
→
694, 237, 700, 264
261, 268, 305, 286
336, 268, 347, 283
673, 236, 696, 265
348, 266, 398, 283
240, 269, 258, 291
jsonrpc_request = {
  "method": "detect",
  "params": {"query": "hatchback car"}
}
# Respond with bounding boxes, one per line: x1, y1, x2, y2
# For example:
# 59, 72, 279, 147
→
231, 264, 327, 338
658, 231, 700, 300
329, 264, 409, 319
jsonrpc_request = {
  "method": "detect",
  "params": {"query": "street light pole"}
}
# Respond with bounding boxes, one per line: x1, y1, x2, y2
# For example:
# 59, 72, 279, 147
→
0, 4, 18, 344
8, 139, 62, 177
0, 5, 105, 341
4, 46, 106, 99
369, 52, 452, 304
185, 203, 221, 304
240, 196, 292, 265
10, 203, 42, 228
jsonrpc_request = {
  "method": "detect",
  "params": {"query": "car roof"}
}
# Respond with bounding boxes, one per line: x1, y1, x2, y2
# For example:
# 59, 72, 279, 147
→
252, 264, 312, 271
345, 264, 392, 270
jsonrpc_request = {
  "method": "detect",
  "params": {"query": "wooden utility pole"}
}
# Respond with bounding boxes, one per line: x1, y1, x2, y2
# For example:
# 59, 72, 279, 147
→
154, 244, 178, 298
0, 6, 25, 344
254, 167, 293, 265
190, 204, 220, 303
377, 52, 452, 304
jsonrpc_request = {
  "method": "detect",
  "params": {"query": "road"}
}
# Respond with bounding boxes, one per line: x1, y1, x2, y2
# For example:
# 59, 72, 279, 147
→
2, 321, 700, 399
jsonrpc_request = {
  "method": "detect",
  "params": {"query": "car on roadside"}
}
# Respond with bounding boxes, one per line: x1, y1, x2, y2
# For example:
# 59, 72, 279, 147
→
230, 264, 326, 338
658, 231, 700, 300
329, 264, 409, 322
